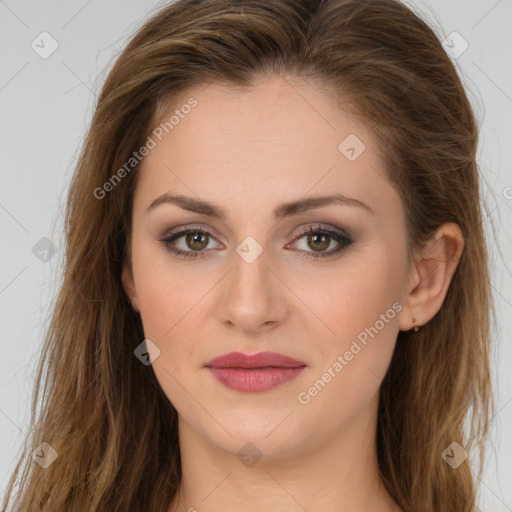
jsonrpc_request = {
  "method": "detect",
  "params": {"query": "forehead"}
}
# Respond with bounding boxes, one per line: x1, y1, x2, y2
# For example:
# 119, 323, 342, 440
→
152, 74, 355, 154
134, 74, 400, 221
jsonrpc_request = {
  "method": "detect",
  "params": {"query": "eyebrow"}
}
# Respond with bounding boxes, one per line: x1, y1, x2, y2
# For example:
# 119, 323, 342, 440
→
146, 192, 374, 220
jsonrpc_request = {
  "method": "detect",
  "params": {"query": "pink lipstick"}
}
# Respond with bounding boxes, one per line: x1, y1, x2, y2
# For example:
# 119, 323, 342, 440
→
204, 351, 306, 392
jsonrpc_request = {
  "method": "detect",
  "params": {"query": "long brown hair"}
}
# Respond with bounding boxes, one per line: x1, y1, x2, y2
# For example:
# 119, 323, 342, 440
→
2, 0, 495, 510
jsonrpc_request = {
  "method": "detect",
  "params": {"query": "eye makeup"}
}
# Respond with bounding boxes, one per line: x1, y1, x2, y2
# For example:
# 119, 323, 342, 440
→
158, 222, 354, 260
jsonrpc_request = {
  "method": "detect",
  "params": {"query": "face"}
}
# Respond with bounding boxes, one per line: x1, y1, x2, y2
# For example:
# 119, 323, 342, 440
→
122, 73, 414, 458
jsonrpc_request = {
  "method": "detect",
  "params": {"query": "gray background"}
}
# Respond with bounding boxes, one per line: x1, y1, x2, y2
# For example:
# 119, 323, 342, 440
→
1, 0, 511, 508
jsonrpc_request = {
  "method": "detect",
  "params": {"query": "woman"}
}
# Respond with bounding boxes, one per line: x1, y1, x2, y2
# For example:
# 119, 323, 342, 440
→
2, 0, 494, 510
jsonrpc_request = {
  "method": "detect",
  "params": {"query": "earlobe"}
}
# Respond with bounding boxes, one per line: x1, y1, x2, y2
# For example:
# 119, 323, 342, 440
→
121, 263, 140, 313
398, 223, 464, 332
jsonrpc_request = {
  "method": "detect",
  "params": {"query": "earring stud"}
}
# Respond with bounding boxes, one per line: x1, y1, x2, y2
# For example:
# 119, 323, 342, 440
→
412, 317, 420, 332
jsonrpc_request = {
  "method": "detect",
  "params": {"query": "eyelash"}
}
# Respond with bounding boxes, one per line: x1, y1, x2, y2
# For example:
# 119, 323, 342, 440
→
159, 223, 353, 260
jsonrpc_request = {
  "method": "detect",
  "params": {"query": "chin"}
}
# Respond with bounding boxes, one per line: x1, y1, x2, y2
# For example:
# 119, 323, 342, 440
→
201, 408, 311, 457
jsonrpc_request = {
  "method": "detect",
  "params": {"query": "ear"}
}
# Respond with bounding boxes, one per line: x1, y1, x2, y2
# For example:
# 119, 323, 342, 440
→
121, 263, 140, 313
398, 222, 464, 331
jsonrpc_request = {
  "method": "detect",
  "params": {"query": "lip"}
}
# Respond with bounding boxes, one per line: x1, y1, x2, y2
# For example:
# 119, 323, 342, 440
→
205, 351, 306, 369
205, 351, 307, 392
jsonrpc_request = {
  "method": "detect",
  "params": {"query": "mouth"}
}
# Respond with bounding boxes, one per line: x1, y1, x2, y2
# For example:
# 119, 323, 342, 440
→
204, 351, 307, 393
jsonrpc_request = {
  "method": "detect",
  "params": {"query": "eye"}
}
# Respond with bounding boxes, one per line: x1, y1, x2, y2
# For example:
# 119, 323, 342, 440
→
286, 224, 353, 259
159, 225, 222, 259
159, 223, 353, 260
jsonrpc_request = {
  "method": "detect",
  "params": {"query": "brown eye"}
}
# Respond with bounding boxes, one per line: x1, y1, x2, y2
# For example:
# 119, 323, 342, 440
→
185, 231, 209, 251
306, 233, 331, 252
289, 224, 353, 259
160, 227, 222, 259
160, 223, 352, 260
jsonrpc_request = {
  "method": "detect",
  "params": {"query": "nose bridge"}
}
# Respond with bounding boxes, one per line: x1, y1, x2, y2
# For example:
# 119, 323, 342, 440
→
233, 239, 271, 291
217, 237, 288, 331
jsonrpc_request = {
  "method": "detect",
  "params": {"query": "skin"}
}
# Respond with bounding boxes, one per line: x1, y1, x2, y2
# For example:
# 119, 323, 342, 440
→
122, 73, 464, 512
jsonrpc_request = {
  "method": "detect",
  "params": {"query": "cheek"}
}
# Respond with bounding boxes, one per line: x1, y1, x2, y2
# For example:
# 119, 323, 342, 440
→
133, 263, 207, 409
131, 245, 194, 358
292, 245, 403, 345
296, 302, 399, 429
294, 249, 402, 403
136, 275, 205, 361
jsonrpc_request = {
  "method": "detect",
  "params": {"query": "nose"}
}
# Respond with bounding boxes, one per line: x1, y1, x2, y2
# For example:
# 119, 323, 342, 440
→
216, 243, 290, 334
